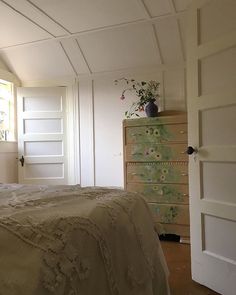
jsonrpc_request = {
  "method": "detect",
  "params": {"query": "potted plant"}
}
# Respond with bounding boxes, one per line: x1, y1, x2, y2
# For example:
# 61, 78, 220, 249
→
115, 78, 160, 118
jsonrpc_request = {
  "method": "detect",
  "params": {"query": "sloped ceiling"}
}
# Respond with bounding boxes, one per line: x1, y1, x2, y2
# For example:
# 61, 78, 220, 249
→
0, 0, 192, 82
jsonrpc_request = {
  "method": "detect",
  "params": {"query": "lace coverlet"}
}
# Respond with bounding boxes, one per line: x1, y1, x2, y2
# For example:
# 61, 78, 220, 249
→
0, 184, 169, 295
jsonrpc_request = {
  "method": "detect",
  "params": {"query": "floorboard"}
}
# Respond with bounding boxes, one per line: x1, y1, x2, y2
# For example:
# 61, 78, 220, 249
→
161, 241, 220, 295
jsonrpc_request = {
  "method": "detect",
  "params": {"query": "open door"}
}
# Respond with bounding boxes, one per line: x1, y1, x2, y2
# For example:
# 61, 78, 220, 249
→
17, 87, 68, 185
187, 1, 236, 294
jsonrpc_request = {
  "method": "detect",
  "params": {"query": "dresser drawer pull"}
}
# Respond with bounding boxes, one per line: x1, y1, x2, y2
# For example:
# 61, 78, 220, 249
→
131, 133, 142, 136
131, 173, 143, 176
131, 152, 143, 156
179, 130, 186, 134
181, 173, 188, 176
182, 194, 189, 197
180, 151, 186, 154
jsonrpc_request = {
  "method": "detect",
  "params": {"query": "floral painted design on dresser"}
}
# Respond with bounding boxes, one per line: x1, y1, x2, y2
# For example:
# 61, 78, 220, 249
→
149, 204, 179, 223
126, 143, 187, 162
126, 123, 187, 144
143, 184, 186, 203
127, 125, 171, 144
148, 204, 189, 225
127, 162, 188, 184
126, 183, 189, 204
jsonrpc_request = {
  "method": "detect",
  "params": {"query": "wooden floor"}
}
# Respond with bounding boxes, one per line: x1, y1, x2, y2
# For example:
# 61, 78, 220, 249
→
161, 241, 220, 295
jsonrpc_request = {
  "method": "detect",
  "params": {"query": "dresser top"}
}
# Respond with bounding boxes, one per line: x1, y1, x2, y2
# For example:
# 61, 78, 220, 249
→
123, 111, 187, 127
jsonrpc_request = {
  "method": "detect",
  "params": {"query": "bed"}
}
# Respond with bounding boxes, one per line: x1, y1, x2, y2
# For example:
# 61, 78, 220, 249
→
0, 184, 170, 295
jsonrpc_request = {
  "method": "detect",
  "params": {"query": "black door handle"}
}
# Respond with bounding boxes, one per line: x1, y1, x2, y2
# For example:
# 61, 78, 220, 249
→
19, 155, 25, 167
186, 146, 198, 155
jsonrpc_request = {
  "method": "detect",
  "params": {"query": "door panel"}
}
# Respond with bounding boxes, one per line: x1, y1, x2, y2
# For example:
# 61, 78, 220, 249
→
203, 214, 236, 262
187, 1, 236, 294
24, 141, 63, 156
201, 161, 236, 204
24, 163, 64, 178
23, 95, 62, 112
17, 87, 68, 184
24, 118, 62, 133
201, 104, 236, 146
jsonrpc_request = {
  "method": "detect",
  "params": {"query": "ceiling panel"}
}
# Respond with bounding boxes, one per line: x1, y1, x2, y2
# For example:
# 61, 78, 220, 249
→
173, 0, 193, 12
76, 24, 161, 73
154, 18, 183, 64
143, 0, 172, 17
0, 2, 51, 48
1, 41, 74, 81
4, 0, 68, 37
30, 0, 145, 33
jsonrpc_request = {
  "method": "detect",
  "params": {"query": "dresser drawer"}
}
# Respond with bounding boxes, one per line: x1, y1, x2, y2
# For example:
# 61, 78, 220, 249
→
126, 162, 188, 184
127, 183, 189, 204
125, 143, 188, 162
149, 203, 189, 225
126, 124, 187, 144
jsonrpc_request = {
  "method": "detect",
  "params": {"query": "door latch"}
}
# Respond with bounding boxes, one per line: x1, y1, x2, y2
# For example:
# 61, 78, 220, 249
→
19, 155, 25, 167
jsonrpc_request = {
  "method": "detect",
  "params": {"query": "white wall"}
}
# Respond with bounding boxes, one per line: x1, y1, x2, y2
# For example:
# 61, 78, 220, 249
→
0, 58, 19, 183
78, 66, 186, 187
19, 67, 186, 187
0, 143, 18, 183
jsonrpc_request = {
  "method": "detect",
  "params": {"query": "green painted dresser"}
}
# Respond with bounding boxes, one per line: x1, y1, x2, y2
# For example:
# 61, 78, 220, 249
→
123, 112, 190, 242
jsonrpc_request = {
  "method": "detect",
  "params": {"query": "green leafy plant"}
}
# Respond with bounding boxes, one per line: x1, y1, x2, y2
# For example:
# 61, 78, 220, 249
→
114, 78, 160, 118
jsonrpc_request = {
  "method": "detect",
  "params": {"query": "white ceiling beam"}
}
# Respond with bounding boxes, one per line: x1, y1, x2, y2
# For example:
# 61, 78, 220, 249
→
135, 0, 164, 64
2, 0, 93, 74
0, 0, 55, 37
1, 0, 70, 36
151, 24, 164, 64
75, 39, 92, 74
177, 19, 186, 61
168, 0, 177, 14
59, 42, 78, 76
77, 62, 186, 80
0, 11, 186, 51
168, 0, 185, 61
25, 0, 71, 34
135, 0, 152, 19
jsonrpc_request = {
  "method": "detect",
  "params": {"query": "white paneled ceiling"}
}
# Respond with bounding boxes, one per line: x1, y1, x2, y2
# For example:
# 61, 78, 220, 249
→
30, 0, 145, 33
154, 17, 184, 64
1, 42, 75, 81
77, 23, 162, 73
143, 0, 172, 17
0, 1, 51, 48
0, 0, 193, 81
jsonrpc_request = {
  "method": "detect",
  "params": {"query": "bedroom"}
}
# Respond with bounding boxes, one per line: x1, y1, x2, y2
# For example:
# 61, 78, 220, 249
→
0, 0, 235, 294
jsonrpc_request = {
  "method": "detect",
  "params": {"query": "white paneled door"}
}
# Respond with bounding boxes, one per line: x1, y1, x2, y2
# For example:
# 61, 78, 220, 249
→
17, 87, 68, 184
187, 1, 236, 295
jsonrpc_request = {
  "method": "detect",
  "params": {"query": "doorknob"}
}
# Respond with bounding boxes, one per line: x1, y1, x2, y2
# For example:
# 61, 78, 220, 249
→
186, 146, 198, 155
19, 155, 25, 167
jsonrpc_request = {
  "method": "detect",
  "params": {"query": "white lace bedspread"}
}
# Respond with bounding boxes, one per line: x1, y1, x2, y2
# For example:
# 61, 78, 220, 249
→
0, 184, 169, 295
